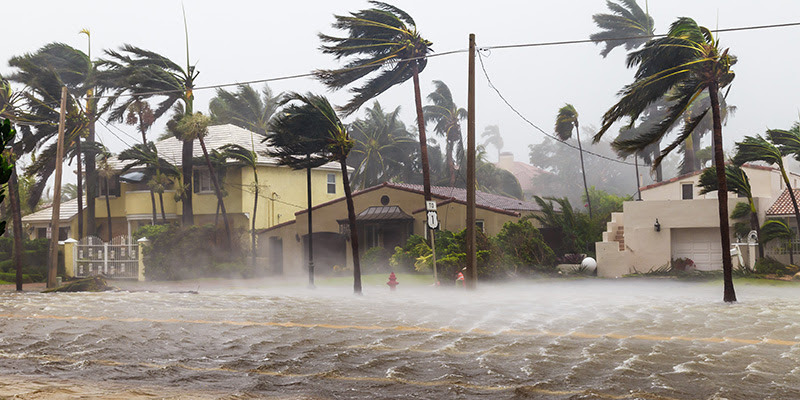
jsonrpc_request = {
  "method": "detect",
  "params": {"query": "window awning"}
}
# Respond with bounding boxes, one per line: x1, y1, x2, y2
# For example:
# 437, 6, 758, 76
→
337, 206, 414, 224
119, 171, 146, 183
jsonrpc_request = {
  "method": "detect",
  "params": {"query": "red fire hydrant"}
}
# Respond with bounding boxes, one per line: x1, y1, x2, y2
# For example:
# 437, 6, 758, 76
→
387, 272, 399, 291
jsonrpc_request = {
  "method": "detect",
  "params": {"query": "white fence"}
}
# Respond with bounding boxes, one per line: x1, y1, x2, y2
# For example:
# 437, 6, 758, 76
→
74, 236, 139, 279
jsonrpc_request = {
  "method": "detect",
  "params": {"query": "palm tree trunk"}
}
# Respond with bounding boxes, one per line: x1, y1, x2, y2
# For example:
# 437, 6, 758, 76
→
9, 166, 24, 291
198, 136, 231, 250
252, 173, 258, 269
86, 111, 96, 236
149, 190, 157, 225
575, 125, 592, 218
709, 83, 736, 303
159, 192, 167, 222
181, 139, 194, 226
634, 151, 642, 201
76, 138, 83, 238
340, 156, 361, 295
105, 179, 112, 241
749, 206, 763, 259
306, 161, 314, 288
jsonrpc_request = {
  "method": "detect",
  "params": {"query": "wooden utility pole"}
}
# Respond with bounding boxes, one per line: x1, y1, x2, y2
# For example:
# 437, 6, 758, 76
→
466, 34, 477, 289
47, 87, 68, 288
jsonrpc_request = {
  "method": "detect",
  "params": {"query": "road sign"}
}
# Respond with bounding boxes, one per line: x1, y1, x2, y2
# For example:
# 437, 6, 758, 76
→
426, 211, 439, 230
426, 201, 437, 211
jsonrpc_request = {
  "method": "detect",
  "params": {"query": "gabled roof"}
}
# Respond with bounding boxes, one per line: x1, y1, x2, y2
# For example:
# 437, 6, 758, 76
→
766, 188, 800, 216
22, 198, 83, 223
108, 123, 348, 172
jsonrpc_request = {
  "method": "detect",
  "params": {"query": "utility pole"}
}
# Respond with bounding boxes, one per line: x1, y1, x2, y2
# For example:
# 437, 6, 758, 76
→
466, 34, 477, 289
47, 87, 68, 288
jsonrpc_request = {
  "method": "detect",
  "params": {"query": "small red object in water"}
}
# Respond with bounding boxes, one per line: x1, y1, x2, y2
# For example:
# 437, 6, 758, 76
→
387, 272, 399, 291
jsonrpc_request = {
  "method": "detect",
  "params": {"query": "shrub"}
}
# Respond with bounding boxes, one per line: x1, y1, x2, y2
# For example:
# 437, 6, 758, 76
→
671, 257, 695, 272
362, 247, 391, 273
754, 256, 798, 276
557, 253, 584, 264
389, 235, 431, 272
495, 220, 556, 273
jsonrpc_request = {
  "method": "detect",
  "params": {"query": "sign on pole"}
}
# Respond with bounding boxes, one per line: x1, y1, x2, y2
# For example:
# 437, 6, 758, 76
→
425, 201, 437, 211
426, 211, 439, 230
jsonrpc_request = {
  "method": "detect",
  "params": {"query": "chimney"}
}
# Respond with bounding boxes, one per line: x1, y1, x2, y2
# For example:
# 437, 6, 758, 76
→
497, 151, 514, 170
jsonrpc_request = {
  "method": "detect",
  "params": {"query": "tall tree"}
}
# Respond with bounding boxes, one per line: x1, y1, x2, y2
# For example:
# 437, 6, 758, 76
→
117, 141, 179, 223
555, 104, 592, 218
423, 80, 466, 187
593, 18, 738, 302
348, 101, 416, 190
590, 0, 654, 58
481, 125, 503, 159
98, 43, 199, 225
315, 1, 435, 205
209, 84, 280, 136
96, 149, 115, 241
220, 143, 260, 267
267, 93, 362, 294
124, 99, 158, 224
760, 220, 794, 265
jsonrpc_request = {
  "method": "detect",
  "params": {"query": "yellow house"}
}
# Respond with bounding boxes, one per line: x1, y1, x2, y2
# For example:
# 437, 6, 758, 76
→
258, 182, 549, 276
22, 124, 349, 245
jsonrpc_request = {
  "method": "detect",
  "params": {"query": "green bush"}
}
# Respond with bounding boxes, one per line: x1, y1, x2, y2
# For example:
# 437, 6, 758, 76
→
495, 220, 556, 273
0, 272, 41, 283
389, 235, 430, 272
754, 256, 798, 276
137, 224, 245, 280
0, 238, 51, 277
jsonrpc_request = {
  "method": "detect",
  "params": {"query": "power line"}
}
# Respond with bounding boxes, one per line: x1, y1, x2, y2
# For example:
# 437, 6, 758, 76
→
476, 49, 636, 166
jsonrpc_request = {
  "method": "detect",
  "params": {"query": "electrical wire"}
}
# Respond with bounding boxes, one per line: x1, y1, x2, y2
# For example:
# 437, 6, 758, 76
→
476, 49, 636, 166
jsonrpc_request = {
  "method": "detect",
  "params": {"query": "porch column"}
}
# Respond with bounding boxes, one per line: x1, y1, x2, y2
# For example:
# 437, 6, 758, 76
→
137, 237, 150, 282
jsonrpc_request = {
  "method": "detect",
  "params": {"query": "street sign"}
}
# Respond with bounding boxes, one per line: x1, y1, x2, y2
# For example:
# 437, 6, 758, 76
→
426, 211, 439, 230
425, 201, 437, 211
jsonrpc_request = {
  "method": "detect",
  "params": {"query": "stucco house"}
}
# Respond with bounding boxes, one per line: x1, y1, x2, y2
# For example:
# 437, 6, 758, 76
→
596, 163, 800, 277
22, 124, 349, 244
257, 182, 549, 276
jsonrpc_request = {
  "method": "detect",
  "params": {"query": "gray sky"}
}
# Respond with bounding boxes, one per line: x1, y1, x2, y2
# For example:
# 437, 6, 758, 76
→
4, 0, 800, 186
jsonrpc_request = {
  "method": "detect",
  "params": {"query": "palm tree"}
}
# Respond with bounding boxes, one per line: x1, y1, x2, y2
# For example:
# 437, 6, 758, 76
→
698, 164, 762, 257
209, 84, 280, 136
266, 93, 362, 294
555, 104, 592, 218
423, 80, 467, 186
96, 149, 115, 241
590, 0, 654, 58
348, 101, 416, 190
733, 134, 800, 244
315, 1, 435, 204
760, 219, 794, 265
481, 125, 503, 159
220, 143, 260, 267
98, 44, 199, 225
117, 141, 179, 223
125, 99, 158, 224
593, 18, 738, 302
1, 118, 22, 290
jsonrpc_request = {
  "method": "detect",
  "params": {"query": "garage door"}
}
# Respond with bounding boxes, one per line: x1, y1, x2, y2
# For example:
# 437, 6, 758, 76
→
671, 228, 723, 271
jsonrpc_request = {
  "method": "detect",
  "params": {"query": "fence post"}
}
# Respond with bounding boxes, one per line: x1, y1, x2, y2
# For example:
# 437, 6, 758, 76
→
137, 237, 150, 282
63, 238, 78, 278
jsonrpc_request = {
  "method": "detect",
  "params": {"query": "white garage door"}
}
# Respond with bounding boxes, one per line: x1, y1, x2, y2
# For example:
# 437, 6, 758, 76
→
671, 228, 723, 271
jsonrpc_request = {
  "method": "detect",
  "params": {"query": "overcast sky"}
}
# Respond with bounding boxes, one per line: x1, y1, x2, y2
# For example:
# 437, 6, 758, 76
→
3, 0, 800, 186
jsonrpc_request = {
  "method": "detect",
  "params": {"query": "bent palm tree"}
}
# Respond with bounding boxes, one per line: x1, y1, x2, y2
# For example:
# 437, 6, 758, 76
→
555, 104, 592, 218
593, 17, 738, 302
481, 125, 503, 159
590, 0, 654, 58
315, 1, 435, 204
267, 93, 362, 295
698, 164, 762, 257
760, 219, 794, 265
423, 80, 466, 187
117, 141, 179, 223
209, 84, 279, 137
733, 134, 800, 244
220, 143, 260, 267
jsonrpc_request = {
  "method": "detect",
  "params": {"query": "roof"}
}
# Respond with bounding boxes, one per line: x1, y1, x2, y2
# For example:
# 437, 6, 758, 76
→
108, 123, 348, 172
22, 198, 83, 224
494, 154, 547, 194
336, 206, 414, 223
294, 182, 547, 218
766, 188, 800, 216
640, 163, 782, 192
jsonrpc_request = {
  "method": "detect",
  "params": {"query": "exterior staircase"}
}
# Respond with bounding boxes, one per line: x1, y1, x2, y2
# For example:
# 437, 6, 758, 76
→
614, 226, 625, 250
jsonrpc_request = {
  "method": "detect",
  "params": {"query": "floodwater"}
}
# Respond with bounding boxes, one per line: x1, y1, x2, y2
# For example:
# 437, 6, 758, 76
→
1, 279, 800, 399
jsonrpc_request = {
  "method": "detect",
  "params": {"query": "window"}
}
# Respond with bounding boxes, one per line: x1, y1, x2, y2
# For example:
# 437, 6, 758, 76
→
193, 169, 213, 193
327, 173, 336, 194
98, 176, 120, 197
681, 183, 693, 200
476, 220, 485, 233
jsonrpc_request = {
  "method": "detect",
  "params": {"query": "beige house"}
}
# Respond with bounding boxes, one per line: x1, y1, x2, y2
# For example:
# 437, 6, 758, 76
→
494, 152, 548, 200
258, 182, 547, 276
596, 164, 800, 277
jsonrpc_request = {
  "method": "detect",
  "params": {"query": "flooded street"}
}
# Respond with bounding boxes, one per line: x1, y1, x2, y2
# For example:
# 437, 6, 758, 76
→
1, 279, 799, 399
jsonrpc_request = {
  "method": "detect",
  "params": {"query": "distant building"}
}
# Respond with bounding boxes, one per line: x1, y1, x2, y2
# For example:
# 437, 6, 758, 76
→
494, 152, 548, 199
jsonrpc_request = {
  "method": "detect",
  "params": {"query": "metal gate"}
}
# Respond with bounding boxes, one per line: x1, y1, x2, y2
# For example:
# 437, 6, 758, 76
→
75, 236, 138, 279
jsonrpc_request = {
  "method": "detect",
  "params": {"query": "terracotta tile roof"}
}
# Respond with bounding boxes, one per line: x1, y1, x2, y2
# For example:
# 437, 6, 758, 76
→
766, 188, 800, 215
